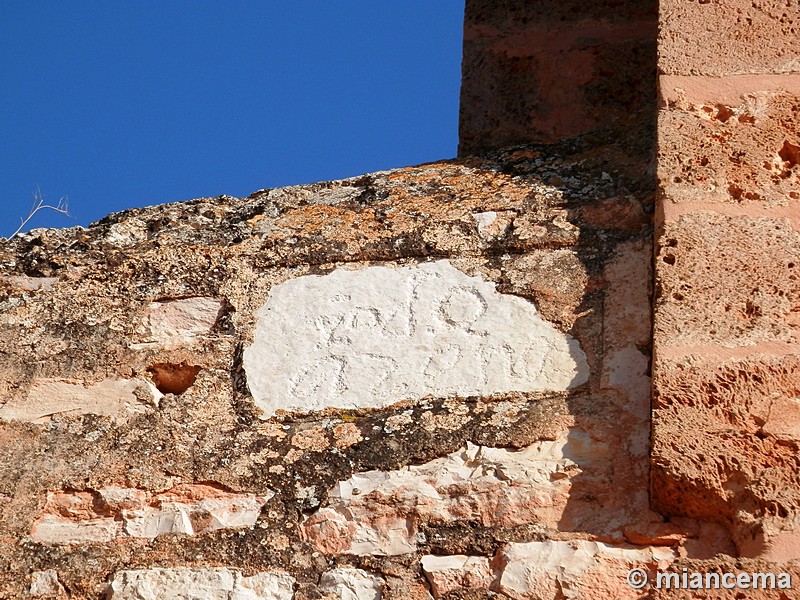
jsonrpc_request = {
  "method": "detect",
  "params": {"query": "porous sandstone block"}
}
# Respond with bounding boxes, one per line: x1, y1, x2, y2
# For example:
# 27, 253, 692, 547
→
658, 84, 800, 207
652, 352, 800, 558
655, 213, 800, 348
659, 0, 800, 76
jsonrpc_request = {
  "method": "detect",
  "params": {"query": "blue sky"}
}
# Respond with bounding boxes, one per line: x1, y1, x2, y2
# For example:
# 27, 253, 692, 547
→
1, 2, 464, 237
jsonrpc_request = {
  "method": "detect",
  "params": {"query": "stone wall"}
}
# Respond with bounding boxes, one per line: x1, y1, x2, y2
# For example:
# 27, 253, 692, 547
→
458, 0, 658, 153
0, 2, 798, 599
0, 137, 659, 598
652, 0, 800, 568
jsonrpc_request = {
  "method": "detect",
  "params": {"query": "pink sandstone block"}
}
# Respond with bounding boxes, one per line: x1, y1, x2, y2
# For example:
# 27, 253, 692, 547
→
658, 87, 800, 207
659, 0, 800, 76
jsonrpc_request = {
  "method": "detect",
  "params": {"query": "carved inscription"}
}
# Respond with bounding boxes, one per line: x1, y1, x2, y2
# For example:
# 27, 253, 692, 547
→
243, 261, 589, 417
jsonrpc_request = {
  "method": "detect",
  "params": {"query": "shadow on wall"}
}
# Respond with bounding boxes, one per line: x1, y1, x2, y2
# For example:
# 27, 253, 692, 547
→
457, 0, 666, 545
468, 121, 658, 546
459, 0, 659, 155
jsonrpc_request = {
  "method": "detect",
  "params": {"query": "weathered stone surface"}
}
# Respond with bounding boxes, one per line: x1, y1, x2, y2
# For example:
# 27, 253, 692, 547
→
420, 555, 495, 598
496, 540, 674, 600
3, 275, 58, 292
603, 240, 652, 353
655, 213, 800, 348
31, 484, 272, 545
319, 568, 385, 600
133, 296, 224, 349
652, 352, 800, 558
459, 0, 657, 152
31, 515, 122, 545
658, 86, 800, 207
659, 0, 800, 76
106, 568, 295, 600
301, 434, 607, 555
6, 0, 800, 595
0, 377, 159, 423
601, 241, 652, 458
471, 210, 513, 238
30, 570, 66, 598
0, 89, 653, 596
503, 249, 589, 330
654, 0, 800, 570
122, 486, 270, 539
244, 260, 589, 417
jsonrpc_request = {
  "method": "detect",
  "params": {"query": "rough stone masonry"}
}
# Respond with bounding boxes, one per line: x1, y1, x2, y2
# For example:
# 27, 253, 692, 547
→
0, 1, 797, 599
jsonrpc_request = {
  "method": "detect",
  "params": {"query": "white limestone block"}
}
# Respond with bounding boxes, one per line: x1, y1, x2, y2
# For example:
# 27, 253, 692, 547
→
30, 516, 121, 545
301, 435, 602, 556
121, 504, 194, 538
31, 485, 272, 545
107, 568, 295, 600
0, 378, 159, 423
244, 260, 588, 417
30, 570, 65, 597
132, 296, 223, 349
5, 275, 58, 292
122, 494, 269, 538
472, 211, 498, 235
319, 568, 384, 600
231, 571, 296, 600
498, 540, 675, 600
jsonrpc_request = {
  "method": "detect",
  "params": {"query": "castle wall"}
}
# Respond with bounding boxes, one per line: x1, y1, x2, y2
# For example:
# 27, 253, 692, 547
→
0, 147, 658, 598
652, 0, 800, 563
458, 0, 658, 153
0, 2, 798, 598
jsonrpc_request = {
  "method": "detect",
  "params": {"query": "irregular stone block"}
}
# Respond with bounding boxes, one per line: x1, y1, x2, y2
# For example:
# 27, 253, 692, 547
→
603, 240, 651, 352
244, 260, 589, 418
106, 567, 295, 600
0, 378, 159, 423
655, 213, 800, 348
496, 540, 674, 600
30, 516, 121, 545
471, 210, 514, 238
133, 296, 223, 349
31, 484, 272, 545
319, 568, 385, 600
503, 249, 588, 330
659, 0, 800, 76
601, 240, 652, 441
29, 570, 65, 598
420, 555, 495, 598
122, 492, 268, 538
4, 275, 58, 292
302, 434, 605, 555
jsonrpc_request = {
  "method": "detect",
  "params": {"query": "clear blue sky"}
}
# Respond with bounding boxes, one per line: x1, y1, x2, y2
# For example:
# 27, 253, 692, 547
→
1, 2, 464, 237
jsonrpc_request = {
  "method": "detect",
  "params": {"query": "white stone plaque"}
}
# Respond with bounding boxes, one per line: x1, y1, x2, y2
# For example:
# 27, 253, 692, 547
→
243, 260, 588, 417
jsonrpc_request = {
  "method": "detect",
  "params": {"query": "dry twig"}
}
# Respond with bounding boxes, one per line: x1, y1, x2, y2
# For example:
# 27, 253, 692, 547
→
9, 187, 70, 239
